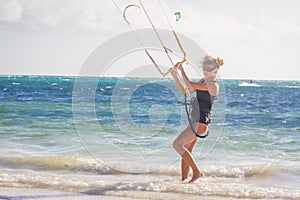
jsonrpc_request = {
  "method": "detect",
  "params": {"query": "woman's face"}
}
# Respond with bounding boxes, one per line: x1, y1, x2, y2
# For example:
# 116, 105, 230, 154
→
203, 63, 218, 76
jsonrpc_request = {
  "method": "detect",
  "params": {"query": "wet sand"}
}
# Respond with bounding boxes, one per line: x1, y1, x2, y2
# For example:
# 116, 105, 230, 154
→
0, 187, 223, 200
0, 187, 135, 200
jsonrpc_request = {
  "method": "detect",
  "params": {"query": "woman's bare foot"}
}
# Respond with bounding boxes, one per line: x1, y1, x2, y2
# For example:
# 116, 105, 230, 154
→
188, 172, 204, 183
182, 177, 188, 181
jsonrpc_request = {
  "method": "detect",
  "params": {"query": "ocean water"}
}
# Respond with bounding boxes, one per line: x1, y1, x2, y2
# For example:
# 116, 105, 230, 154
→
0, 75, 299, 199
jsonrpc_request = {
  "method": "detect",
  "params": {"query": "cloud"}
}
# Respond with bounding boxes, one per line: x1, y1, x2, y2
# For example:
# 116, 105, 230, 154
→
0, 0, 23, 21
0, 0, 125, 33
2, 0, 299, 49
176, 4, 300, 47
2, 0, 299, 43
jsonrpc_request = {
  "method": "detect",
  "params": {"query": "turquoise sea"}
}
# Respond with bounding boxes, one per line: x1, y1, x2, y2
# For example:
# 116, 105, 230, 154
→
0, 75, 299, 199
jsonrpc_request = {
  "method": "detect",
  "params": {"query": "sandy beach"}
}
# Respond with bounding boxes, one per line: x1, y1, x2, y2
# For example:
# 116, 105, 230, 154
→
0, 187, 224, 200
0, 187, 137, 200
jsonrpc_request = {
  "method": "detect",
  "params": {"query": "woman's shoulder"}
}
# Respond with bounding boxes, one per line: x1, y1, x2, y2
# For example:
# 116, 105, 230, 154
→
207, 81, 219, 96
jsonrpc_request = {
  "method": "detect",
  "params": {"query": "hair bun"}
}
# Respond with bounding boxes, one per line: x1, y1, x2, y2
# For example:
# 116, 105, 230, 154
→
214, 57, 224, 67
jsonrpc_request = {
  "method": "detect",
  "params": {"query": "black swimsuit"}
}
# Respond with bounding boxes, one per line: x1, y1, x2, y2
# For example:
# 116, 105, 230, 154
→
191, 90, 216, 125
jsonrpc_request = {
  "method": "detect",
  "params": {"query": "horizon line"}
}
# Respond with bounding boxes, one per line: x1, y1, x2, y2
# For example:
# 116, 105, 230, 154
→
1, 73, 299, 82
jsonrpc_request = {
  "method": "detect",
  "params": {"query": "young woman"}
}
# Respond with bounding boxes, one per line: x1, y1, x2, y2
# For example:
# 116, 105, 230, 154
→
171, 55, 224, 183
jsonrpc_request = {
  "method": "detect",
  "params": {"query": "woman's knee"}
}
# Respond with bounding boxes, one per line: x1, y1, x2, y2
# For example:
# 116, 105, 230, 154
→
173, 139, 185, 153
172, 139, 180, 150
173, 128, 195, 152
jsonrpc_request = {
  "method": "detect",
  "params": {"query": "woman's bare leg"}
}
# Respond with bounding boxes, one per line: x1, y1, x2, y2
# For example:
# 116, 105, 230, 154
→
181, 139, 198, 181
173, 127, 203, 183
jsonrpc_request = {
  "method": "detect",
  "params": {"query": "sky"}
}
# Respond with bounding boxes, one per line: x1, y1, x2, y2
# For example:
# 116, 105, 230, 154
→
0, 0, 300, 80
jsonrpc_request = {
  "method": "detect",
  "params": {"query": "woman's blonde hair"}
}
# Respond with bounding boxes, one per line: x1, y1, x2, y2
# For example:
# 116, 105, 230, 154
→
202, 55, 224, 68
